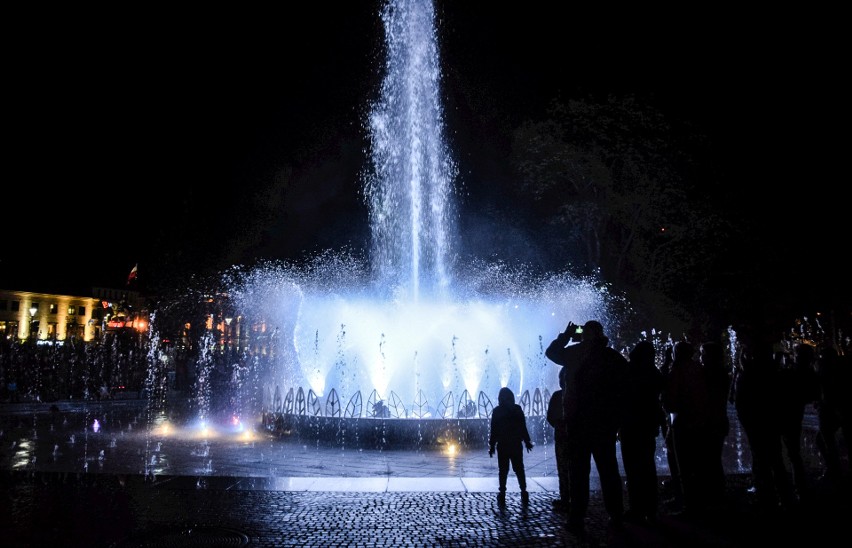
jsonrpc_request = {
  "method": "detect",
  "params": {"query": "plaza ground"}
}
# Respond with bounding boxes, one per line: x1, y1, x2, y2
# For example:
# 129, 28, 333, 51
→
1, 399, 848, 547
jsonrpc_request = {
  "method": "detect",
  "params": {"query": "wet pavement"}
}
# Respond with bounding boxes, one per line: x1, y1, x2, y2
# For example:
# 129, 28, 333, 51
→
1, 398, 849, 547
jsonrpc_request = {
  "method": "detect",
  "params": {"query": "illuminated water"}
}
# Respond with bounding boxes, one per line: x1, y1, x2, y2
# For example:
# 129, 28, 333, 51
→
224, 0, 620, 423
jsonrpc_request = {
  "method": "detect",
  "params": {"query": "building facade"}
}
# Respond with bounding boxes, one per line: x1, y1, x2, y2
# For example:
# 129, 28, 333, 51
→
0, 288, 133, 343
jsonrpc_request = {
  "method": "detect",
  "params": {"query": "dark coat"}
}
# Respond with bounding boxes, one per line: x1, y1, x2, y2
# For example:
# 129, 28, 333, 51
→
733, 355, 780, 435
546, 389, 568, 443
622, 343, 665, 438
489, 387, 532, 451
546, 337, 628, 438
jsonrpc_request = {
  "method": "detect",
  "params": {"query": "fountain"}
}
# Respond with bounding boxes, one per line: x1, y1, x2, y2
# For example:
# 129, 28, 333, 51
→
1, 0, 779, 475
217, 0, 621, 448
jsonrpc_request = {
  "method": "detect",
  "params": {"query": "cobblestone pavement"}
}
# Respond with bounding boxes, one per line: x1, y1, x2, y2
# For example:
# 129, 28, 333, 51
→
1, 400, 849, 547
2, 466, 850, 547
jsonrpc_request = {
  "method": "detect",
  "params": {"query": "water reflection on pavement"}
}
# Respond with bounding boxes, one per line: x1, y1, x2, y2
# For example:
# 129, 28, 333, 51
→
0, 399, 826, 481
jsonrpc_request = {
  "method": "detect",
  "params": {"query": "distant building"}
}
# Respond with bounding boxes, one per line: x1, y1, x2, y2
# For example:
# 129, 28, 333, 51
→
0, 287, 146, 343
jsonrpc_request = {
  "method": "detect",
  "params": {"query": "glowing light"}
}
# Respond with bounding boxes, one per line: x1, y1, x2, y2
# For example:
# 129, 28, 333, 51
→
196, 421, 212, 439
446, 443, 457, 456
152, 421, 172, 437
92, 419, 100, 433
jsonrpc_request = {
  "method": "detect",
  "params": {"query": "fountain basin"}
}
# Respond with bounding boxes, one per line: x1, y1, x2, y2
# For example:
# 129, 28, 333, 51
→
261, 413, 555, 450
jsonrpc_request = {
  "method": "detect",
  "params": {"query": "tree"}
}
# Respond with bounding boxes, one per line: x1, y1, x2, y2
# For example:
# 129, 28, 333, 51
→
509, 95, 743, 336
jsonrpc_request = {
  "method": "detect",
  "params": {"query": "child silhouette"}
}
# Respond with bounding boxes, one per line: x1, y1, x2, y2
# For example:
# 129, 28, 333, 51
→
489, 386, 534, 505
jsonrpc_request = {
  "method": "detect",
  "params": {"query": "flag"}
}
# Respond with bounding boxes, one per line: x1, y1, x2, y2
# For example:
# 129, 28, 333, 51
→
127, 264, 138, 285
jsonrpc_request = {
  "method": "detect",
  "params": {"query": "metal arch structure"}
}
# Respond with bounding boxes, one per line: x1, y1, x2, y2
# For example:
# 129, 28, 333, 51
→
264, 385, 552, 421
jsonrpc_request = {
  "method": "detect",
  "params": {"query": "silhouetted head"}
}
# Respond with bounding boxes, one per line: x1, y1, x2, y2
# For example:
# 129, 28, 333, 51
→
673, 341, 695, 363
819, 345, 838, 360
737, 324, 776, 367
794, 343, 815, 366
581, 320, 606, 342
699, 341, 724, 369
629, 340, 655, 365
498, 386, 515, 406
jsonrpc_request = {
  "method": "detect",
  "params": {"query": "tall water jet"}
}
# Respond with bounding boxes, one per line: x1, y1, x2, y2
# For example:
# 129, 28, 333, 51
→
226, 0, 621, 436
365, 0, 456, 301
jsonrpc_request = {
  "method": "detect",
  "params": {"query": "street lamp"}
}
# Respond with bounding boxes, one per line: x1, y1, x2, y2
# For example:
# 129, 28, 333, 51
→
225, 317, 233, 346
28, 307, 37, 340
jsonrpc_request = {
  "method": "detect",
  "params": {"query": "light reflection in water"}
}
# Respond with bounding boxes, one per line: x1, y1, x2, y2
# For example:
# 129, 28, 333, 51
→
12, 439, 33, 469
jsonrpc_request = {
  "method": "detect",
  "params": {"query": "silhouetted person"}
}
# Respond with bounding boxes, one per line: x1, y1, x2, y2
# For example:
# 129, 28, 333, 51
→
659, 342, 683, 510
546, 320, 627, 534
814, 345, 851, 486
663, 340, 711, 516
777, 342, 819, 500
621, 339, 665, 524
49, 404, 61, 426
732, 329, 795, 512
489, 386, 534, 506
546, 370, 570, 513
7, 375, 19, 403
697, 340, 732, 509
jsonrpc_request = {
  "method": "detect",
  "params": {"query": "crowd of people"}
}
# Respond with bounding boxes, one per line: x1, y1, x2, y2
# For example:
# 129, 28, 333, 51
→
0, 334, 260, 413
0, 333, 148, 403
490, 317, 851, 537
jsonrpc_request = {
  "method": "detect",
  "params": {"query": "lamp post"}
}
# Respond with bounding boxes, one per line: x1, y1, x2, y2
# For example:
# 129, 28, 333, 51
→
28, 307, 37, 340
225, 317, 233, 345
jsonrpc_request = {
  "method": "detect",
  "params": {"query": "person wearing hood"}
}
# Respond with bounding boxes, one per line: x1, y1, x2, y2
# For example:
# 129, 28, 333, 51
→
489, 386, 534, 506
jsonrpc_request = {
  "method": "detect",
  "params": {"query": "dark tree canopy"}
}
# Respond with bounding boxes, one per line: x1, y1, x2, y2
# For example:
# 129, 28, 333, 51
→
508, 95, 748, 338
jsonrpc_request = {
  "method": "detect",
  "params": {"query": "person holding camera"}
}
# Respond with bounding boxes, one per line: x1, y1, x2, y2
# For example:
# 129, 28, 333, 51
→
545, 320, 628, 534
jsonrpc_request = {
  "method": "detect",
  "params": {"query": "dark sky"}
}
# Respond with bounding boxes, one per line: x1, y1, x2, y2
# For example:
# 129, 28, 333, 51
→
3, 3, 846, 317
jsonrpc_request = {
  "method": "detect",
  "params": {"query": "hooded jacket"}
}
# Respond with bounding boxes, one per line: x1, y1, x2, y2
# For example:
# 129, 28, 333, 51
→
489, 387, 532, 451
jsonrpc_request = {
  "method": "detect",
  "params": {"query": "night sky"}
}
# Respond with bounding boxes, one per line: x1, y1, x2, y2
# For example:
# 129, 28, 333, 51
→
3, 3, 846, 320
